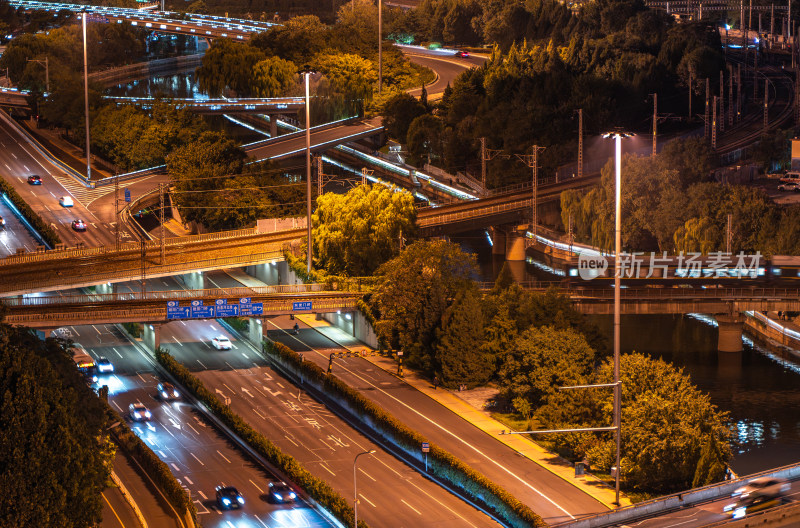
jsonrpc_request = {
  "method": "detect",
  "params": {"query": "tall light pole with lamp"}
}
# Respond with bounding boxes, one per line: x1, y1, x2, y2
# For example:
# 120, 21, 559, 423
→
353, 449, 375, 527
304, 70, 313, 274
378, 0, 383, 94
602, 129, 632, 506
82, 12, 92, 180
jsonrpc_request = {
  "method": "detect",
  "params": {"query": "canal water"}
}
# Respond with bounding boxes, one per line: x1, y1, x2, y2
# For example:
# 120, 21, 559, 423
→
458, 230, 800, 476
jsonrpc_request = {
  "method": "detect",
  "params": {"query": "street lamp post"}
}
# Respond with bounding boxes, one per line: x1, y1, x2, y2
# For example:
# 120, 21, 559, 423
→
304, 71, 312, 274
353, 449, 375, 527
82, 12, 92, 181
602, 129, 631, 506
378, 0, 383, 94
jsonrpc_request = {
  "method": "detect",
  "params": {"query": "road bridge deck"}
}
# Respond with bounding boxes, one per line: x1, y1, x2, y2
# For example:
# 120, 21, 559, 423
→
3, 284, 361, 327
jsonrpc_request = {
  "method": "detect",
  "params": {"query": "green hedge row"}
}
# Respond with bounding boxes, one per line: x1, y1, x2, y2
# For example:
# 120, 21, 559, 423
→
262, 339, 547, 528
154, 348, 367, 528
103, 403, 197, 525
0, 179, 62, 248
283, 250, 378, 292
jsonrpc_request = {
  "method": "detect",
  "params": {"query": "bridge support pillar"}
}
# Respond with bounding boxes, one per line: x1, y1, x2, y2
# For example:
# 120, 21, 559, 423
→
491, 229, 506, 256
321, 310, 379, 349
95, 283, 114, 295
716, 314, 744, 352
181, 271, 206, 291
505, 231, 527, 261
142, 324, 162, 354
269, 115, 278, 138
246, 317, 266, 348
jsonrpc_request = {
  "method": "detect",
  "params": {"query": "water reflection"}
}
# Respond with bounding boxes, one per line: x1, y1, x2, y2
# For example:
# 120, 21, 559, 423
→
455, 229, 800, 475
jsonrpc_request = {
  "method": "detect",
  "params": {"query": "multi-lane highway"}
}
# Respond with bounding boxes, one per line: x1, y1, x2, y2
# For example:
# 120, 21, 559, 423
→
0, 198, 39, 256
62, 270, 501, 527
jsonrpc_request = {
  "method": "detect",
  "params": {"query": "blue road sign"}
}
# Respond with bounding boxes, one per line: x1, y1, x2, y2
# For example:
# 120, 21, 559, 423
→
124, 188, 131, 202
190, 300, 215, 319
215, 299, 239, 318
167, 301, 190, 320
240, 302, 263, 316
293, 301, 312, 311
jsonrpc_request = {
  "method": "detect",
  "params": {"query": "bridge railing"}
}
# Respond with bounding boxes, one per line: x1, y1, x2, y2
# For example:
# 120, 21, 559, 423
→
4, 283, 339, 307
566, 286, 800, 300
1, 249, 286, 294
418, 198, 533, 227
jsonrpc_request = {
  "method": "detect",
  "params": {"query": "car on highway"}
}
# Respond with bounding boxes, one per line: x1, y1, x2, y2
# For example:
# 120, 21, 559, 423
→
724, 477, 790, 519
777, 181, 800, 191
71, 219, 87, 231
0, 215, 4, 228
455, 50, 470, 58
157, 382, 180, 401
59, 196, 74, 207
27, 174, 42, 185
96, 356, 114, 373
268, 481, 296, 503
212, 335, 232, 350
128, 403, 152, 421
215, 486, 244, 509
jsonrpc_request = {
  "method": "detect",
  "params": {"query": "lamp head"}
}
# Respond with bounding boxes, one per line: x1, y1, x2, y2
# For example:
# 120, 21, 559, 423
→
602, 129, 634, 139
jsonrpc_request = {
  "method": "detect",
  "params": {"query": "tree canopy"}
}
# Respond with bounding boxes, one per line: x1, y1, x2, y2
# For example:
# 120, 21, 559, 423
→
0, 325, 112, 528
312, 183, 416, 276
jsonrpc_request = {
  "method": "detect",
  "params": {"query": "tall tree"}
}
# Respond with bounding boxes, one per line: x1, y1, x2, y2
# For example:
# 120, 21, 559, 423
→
313, 183, 416, 276
0, 325, 111, 528
372, 240, 479, 373
435, 288, 492, 387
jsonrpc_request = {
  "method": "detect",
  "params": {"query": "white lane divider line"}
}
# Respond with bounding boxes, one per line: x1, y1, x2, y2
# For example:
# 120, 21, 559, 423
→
216, 450, 231, 464
190, 452, 205, 466
401, 499, 421, 514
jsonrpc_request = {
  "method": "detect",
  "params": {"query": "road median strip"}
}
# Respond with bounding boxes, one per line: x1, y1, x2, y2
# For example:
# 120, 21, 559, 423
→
155, 348, 364, 528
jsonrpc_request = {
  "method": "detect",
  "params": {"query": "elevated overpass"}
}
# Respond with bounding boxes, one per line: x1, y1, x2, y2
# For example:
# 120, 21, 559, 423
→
0, 175, 601, 296
0, 87, 30, 108
104, 96, 306, 115
9, 0, 276, 40
2, 284, 361, 328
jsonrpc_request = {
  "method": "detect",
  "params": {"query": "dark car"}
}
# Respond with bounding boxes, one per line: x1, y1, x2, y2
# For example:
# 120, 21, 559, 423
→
157, 382, 180, 401
455, 50, 470, 58
215, 486, 244, 509
27, 174, 42, 185
0, 215, 5, 228
71, 219, 87, 231
268, 481, 296, 503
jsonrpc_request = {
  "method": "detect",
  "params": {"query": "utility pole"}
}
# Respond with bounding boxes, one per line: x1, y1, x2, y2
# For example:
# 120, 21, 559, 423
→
764, 77, 769, 130
651, 93, 658, 156
361, 167, 373, 186
795, 66, 800, 123
114, 174, 120, 251
577, 109, 584, 178
719, 70, 725, 132
726, 213, 733, 254
737, 64, 742, 120
159, 182, 166, 265
688, 69, 693, 120
479, 137, 502, 191
568, 214, 574, 257
705, 78, 710, 139
712, 96, 718, 149
304, 72, 312, 275
516, 146, 546, 238
140, 239, 146, 296
316, 156, 324, 196
728, 64, 734, 127
26, 56, 49, 93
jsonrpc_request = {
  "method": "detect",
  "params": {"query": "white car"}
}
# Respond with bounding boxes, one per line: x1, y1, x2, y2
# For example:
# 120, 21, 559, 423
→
212, 336, 232, 350
777, 182, 800, 192
96, 356, 114, 373
59, 196, 74, 207
128, 403, 151, 421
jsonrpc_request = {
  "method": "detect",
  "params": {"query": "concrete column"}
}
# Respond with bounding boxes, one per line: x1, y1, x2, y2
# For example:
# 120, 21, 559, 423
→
269, 115, 278, 138
716, 314, 744, 352
181, 271, 206, 290
246, 317, 265, 348
142, 323, 161, 353
491, 229, 507, 256
505, 231, 527, 261
95, 283, 113, 295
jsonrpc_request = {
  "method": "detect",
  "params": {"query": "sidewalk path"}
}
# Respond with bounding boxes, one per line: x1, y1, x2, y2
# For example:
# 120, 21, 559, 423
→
296, 314, 631, 515
108, 450, 181, 528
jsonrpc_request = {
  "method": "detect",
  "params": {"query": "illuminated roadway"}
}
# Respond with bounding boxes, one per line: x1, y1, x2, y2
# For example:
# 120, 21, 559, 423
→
68, 270, 501, 527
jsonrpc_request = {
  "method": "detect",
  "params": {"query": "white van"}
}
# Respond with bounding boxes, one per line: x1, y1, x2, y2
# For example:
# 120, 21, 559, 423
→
780, 171, 800, 183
